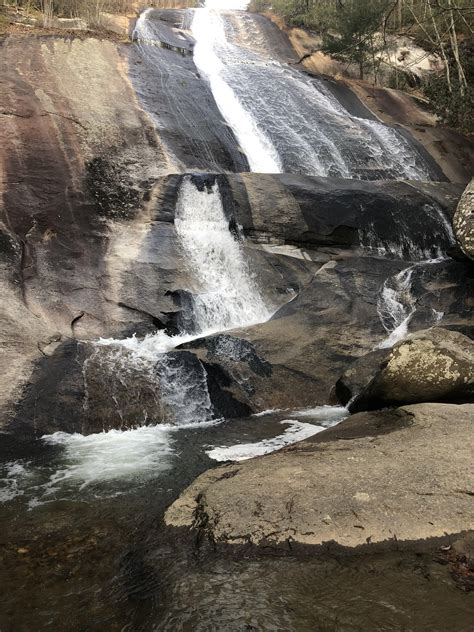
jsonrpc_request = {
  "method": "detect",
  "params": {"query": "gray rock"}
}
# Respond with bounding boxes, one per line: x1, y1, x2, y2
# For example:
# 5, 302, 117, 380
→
165, 403, 474, 549
337, 328, 474, 412
453, 178, 474, 261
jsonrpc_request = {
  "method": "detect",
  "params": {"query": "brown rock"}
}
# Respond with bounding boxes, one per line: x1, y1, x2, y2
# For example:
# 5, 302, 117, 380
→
165, 403, 474, 549
337, 328, 474, 412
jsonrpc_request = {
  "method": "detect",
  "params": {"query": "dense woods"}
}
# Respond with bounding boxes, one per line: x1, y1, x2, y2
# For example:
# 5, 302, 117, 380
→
250, 0, 473, 132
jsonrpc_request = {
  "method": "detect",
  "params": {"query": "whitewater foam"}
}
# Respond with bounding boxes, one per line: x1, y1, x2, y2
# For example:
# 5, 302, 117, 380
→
207, 406, 348, 462
207, 420, 324, 461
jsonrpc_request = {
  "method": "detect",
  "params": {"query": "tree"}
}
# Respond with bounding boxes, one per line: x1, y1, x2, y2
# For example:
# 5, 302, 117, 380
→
321, 0, 386, 80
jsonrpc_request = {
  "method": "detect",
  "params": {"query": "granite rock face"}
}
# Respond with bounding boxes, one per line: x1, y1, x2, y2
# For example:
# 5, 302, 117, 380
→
453, 178, 474, 261
165, 403, 474, 549
336, 328, 474, 412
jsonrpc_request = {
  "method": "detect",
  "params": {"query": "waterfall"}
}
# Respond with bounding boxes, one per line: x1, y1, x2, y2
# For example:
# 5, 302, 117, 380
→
189, 8, 432, 180
92, 176, 271, 426
175, 177, 270, 332
191, 9, 282, 173
377, 259, 446, 349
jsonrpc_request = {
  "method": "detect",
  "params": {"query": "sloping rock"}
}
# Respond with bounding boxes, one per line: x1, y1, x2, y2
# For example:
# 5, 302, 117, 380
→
336, 328, 474, 412
155, 174, 463, 259
182, 259, 473, 412
453, 178, 474, 261
128, 9, 249, 172
165, 403, 474, 549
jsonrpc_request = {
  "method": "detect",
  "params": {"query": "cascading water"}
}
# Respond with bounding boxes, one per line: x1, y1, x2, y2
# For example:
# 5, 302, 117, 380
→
175, 177, 270, 331
189, 6, 432, 179
371, 201, 455, 347
191, 9, 282, 173
91, 176, 271, 426
377, 259, 446, 349
359, 202, 456, 261
377, 266, 417, 348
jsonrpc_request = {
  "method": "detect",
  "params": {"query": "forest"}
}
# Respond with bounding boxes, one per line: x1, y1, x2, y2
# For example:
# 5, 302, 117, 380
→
2, 0, 472, 129
250, 0, 473, 132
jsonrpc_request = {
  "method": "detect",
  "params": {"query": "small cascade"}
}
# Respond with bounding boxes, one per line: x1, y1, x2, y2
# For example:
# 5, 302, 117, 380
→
155, 352, 213, 425
359, 202, 456, 261
175, 177, 270, 331
87, 176, 271, 427
377, 267, 417, 348
377, 259, 446, 348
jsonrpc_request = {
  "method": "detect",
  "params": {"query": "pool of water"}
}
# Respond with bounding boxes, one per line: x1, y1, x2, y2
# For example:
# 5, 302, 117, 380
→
0, 407, 472, 631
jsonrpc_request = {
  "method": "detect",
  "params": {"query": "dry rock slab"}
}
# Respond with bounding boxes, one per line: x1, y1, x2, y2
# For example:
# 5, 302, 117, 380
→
165, 403, 474, 549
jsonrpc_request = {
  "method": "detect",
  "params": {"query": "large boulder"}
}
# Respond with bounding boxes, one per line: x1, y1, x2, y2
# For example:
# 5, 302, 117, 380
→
453, 178, 474, 261
165, 403, 474, 549
336, 328, 474, 412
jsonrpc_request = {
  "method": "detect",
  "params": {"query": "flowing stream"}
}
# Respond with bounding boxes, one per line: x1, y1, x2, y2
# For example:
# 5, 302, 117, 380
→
188, 6, 432, 178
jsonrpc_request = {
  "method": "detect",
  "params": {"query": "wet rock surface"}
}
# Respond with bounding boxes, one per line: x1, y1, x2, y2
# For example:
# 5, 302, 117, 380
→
3, 170, 470, 433
181, 256, 473, 412
337, 328, 474, 412
129, 9, 249, 173
165, 403, 474, 548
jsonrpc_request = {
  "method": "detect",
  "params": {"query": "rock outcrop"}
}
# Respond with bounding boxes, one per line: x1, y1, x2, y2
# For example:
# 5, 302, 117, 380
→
336, 328, 474, 412
165, 403, 474, 549
453, 178, 474, 260
182, 258, 473, 413
0, 22, 472, 435
2, 168, 472, 434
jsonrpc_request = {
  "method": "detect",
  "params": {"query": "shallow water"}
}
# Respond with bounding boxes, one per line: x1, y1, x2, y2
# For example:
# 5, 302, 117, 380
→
1, 406, 473, 631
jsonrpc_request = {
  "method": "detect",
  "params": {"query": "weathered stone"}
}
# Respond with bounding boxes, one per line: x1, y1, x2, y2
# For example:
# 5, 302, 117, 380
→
165, 403, 474, 549
183, 260, 473, 412
453, 178, 474, 261
337, 328, 474, 412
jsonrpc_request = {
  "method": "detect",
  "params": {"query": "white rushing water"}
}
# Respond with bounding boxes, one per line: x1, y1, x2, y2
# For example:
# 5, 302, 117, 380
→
93, 176, 271, 426
377, 267, 417, 348
188, 7, 432, 179
0, 408, 347, 503
207, 406, 348, 461
0, 461, 30, 503
175, 178, 270, 331
207, 420, 325, 461
191, 9, 282, 173
42, 425, 175, 491
377, 259, 446, 348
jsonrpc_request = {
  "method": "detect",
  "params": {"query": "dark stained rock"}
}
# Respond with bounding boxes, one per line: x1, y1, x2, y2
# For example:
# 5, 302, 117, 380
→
337, 328, 474, 412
